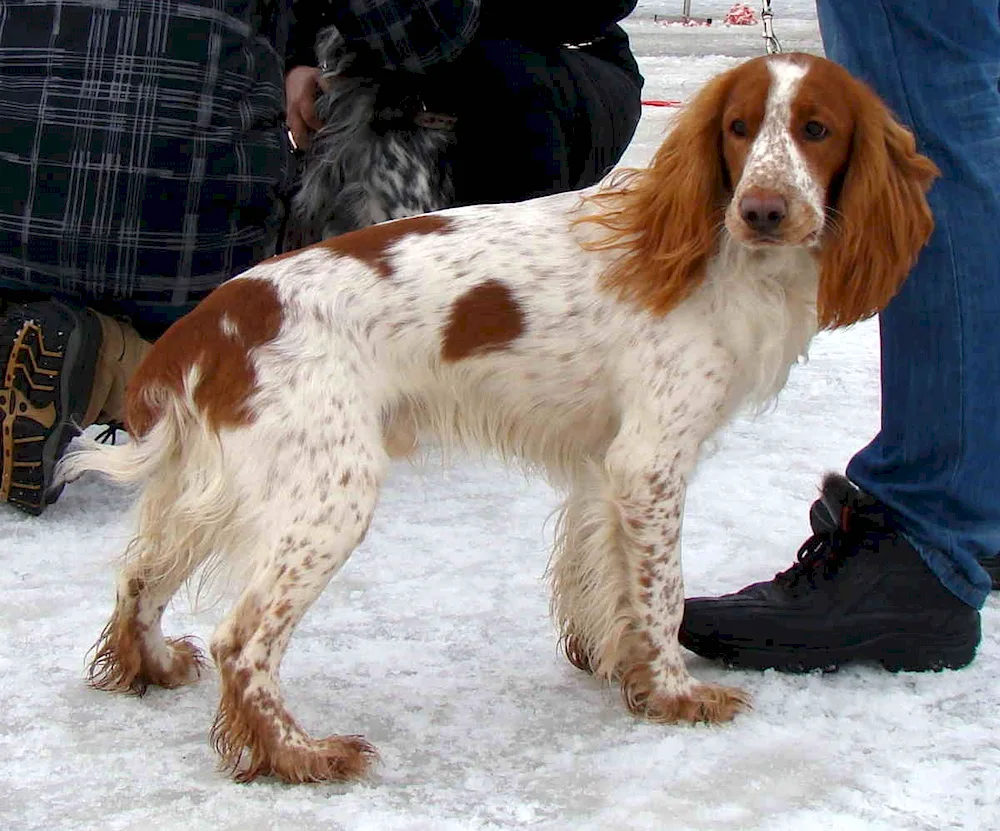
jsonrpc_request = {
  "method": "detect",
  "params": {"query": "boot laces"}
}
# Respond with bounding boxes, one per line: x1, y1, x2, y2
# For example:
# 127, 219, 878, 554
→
94, 420, 126, 445
775, 504, 889, 591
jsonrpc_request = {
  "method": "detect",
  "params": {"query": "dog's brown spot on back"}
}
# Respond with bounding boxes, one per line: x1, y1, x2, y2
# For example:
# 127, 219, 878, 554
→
441, 279, 525, 362
318, 214, 454, 278
126, 278, 284, 437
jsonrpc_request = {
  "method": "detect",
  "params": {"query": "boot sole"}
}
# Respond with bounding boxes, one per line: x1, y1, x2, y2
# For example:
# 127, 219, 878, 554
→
680, 627, 980, 673
0, 303, 97, 514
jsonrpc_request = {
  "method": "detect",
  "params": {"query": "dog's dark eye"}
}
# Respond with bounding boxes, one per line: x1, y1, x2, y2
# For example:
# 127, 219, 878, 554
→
803, 120, 829, 140
730, 119, 749, 137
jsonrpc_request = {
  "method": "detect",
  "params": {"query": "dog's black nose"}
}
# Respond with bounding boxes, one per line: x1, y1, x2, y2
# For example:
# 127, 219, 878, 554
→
739, 193, 788, 236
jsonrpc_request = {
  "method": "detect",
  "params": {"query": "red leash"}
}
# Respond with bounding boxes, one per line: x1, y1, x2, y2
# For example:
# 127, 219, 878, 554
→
641, 99, 683, 107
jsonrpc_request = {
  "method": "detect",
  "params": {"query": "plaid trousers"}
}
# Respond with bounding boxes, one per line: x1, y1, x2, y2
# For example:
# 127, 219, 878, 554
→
0, 0, 292, 333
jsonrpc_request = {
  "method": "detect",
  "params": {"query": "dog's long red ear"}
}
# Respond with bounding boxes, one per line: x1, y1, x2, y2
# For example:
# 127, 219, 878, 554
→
582, 69, 737, 316
818, 78, 939, 329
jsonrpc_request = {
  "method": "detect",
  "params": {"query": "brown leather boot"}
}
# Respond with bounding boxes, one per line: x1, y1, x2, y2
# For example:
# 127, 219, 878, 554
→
83, 312, 152, 428
1, 302, 152, 515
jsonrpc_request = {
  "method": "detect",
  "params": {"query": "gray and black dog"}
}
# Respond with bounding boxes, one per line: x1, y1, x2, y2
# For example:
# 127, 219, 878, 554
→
286, 26, 457, 246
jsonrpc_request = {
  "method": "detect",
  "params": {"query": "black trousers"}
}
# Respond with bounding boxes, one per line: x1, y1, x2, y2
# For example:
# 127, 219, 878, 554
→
442, 36, 643, 206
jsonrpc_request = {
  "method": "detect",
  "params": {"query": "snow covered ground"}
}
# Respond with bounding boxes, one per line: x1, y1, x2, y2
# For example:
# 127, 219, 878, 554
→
3, 4, 998, 830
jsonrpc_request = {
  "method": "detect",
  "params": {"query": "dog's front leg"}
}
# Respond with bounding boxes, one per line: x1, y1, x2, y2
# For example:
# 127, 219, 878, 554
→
603, 417, 750, 724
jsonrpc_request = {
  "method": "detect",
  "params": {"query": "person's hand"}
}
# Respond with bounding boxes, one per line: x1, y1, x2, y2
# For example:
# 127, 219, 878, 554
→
285, 66, 324, 150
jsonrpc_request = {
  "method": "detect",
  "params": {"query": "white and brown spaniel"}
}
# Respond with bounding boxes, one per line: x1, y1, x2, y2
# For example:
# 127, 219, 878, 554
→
60, 53, 938, 784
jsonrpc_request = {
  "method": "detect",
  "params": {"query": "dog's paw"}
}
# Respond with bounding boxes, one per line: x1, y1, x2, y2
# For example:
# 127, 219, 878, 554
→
560, 633, 596, 674
228, 734, 379, 785
637, 683, 751, 724
621, 663, 751, 724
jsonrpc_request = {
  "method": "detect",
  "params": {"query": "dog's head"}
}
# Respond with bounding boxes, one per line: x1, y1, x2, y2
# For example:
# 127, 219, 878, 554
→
584, 53, 938, 329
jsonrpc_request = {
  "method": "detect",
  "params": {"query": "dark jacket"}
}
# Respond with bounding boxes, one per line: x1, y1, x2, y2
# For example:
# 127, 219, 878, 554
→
476, 0, 637, 46
287, 0, 481, 72
287, 0, 639, 79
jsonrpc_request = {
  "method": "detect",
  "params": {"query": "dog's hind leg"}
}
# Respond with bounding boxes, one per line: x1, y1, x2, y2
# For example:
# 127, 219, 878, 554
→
88, 553, 208, 694
207, 423, 386, 784
88, 484, 219, 695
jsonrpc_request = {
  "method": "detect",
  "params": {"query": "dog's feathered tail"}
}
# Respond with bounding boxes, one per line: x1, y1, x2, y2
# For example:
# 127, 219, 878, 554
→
56, 371, 256, 607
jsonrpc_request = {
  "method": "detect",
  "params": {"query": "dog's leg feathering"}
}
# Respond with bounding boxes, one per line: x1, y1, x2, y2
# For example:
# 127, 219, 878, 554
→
207, 424, 387, 784
550, 461, 633, 678
66, 402, 217, 694
88, 563, 207, 695
209, 519, 380, 783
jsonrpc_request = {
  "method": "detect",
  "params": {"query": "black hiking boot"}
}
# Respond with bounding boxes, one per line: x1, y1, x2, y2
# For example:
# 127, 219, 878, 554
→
810, 480, 999, 592
979, 554, 1000, 591
679, 474, 981, 672
0, 300, 102, 515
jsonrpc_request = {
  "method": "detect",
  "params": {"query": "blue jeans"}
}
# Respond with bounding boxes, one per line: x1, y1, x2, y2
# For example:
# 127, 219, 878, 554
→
816, 1, 1000, 608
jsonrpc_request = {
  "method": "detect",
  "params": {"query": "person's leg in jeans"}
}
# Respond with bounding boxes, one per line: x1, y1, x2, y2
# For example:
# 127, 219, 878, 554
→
824, 0, 1000, 606
679, 0, 999, 670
